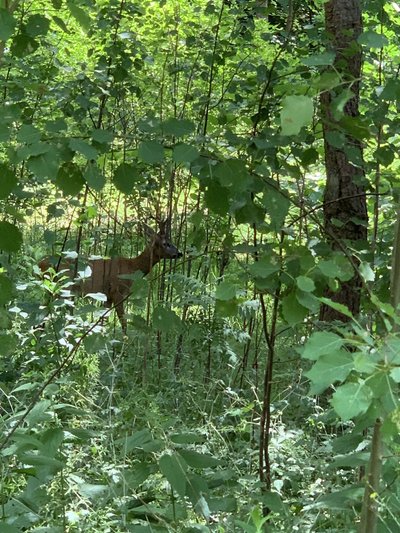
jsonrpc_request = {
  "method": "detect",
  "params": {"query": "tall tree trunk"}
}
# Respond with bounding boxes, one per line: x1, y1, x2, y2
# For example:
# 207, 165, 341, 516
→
320, 0, 368, 321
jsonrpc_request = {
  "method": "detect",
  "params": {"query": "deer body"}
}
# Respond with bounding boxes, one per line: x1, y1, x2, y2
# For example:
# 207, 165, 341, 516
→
39, 219, 181, 333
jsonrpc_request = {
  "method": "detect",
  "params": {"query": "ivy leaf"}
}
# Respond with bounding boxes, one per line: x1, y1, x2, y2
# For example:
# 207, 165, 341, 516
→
112, 163, 140, 194
159, 453, 187, 498
173, 143, 199, 163
302, 331, 344, 360
331, 382, 373, 420
305, 352, 354, 394
138, 140, 164, 164
0, 8, 16, 41
280, 95, 313, 136
55, 163, 85, 195
0, 221, 23, 252
0, 164, 17, 199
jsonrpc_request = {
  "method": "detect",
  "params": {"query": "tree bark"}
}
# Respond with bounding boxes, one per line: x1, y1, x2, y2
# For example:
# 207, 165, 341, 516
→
320, 0, 368, 321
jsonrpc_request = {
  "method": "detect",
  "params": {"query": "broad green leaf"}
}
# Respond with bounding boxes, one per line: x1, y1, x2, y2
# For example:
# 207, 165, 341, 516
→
204, 182, 229, 215
112, 163, 140, 194
302, 332, 344, 360
170, 433, 205, 444
178, 449, 220, 468
0, 221, 22, 252
0, 8, 16, 41
281, 292, 308, 325
0, 333, 17, 356
296, 275, 315, 292
138, 140, 164, 164
305, 352, 354, 394
215, 281, 236, 301
66, 0, 91, 31
52, 14, 70, 33
390, 367, 400, 383
163, 117, 195, 136
353, 352, 378, 374
359, 261, 375, 282
26, 14, 50, 37
0, 523, 20, 533
215, 298, 238, 317
91, 129, 114, 144
27, 151, 60, 180
85, 162, 105, 191
0, 274, 13, 305
248, 255, 280, 279
301, 52, 335, 66
173, 143, 199, 164
0, 163, 17, 199
296, 290, 320, 313
17, 124, 41, 144
78, 483, 109, 500
358, 30, 388, 49
55, 163, 85, 195
280, 95, 313, 136
319, 297, 354, 320
118, 429, 154, 452
214, 159, 252, 191
69, 139, 97, 160
331, 382, 373, 420
121, 464, 151, 489
262, 187, 290, 231
10, 34, 38, 56
159, 453, 187, 498
152, 306, 182, 332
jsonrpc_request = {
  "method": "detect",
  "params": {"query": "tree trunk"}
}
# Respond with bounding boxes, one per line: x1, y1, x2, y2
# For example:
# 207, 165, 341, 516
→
320, 0, 368, 321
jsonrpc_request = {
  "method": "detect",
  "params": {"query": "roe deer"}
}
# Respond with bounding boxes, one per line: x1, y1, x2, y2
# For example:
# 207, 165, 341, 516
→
39, 218, 182, 333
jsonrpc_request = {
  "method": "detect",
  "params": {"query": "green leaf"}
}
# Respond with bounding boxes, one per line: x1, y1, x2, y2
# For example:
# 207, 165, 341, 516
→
305, 352, 354, 394
0, 274, 13, 305
214, 159, 252, 191
10, 33, 38, 57
138, 140, 164, 164
69, 139, 97, 160
281, 292, 308, 325
358, 30, 388, 49
170, 433, 205, 444
280, 95, 313, 136
390, 367, 400, 383
178, 449, 220, 468
302, 332, 344, 360
152, 306, 182, 332
118, 429, 154, 452
163, 117, 195, 136
262, 187, 290, 231
215, 281, 236, 301
331, 382, 373, 420
66, 0, 91, 31
26, 14, 50, 37
0, 333, 17, 356
0, 163, 17, 199
248, 255, 280, 279
27, 151, 60, 180
204, 181, 229, 215
17, 124, 41, 144
91, 129, 114, 144
55, 163, 85, 195
359, 261, 375, 282
296, 275, 315, 292
112, 163, 140, 194
0, 523, 20, 533
296, 290, 320, 313
319, 297, 354, 320
301, 52, 335, 66
173, 143, 199, 164
0, 8, 16, 41
85, 162, 105, 191
159, 453, 187, 498
0, 221, 22, 252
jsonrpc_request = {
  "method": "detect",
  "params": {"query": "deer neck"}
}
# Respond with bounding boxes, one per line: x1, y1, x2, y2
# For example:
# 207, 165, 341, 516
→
133, 245, 162, 275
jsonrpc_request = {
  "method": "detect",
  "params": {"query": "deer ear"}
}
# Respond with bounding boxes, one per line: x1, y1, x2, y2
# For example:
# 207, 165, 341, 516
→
141, 223, 156, 240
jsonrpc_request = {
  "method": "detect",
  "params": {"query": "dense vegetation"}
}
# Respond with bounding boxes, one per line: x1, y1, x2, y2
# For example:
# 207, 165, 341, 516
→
1, 0, 400, 531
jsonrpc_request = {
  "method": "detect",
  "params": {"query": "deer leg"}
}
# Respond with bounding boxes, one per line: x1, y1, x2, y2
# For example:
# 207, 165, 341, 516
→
114, 300, 127, 334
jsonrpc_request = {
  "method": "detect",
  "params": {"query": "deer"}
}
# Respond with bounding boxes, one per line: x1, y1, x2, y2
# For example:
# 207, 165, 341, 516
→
39, 218, 182, 333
